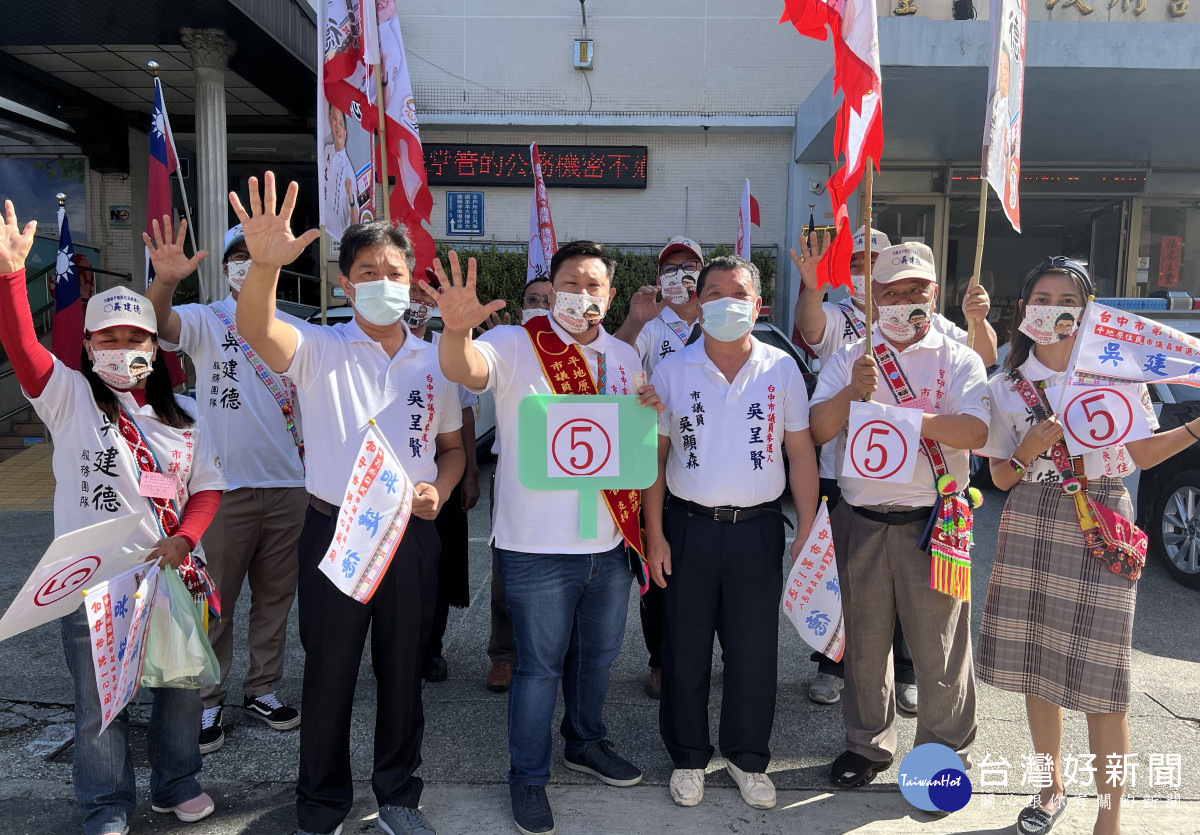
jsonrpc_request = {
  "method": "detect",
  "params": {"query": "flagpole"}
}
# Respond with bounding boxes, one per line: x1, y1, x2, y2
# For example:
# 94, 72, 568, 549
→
148, 62, 199, 256
319, 224, 328, 326
374, 68, 391, 226
862, 159, 875, 403
966, 176, 988, 347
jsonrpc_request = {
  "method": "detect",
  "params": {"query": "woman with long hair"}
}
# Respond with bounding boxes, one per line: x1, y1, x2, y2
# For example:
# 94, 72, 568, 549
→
977, 256, 1200, 835
0, 201, 225, 835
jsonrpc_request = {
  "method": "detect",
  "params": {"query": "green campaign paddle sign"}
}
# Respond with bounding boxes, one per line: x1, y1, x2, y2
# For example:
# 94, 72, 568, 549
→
518, 394, 658, 539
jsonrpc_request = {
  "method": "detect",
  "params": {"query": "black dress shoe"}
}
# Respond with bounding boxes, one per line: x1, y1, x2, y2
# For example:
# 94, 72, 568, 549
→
829, 750, 892, 789
563, 739, 643, 787
422, 655, 448, 683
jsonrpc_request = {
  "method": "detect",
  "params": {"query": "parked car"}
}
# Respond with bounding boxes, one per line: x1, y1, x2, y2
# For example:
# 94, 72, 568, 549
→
1140, 381, 1200, 589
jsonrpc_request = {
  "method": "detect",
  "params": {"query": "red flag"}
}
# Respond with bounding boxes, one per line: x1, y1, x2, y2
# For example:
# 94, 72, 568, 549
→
781, 0, 883, 289
738, 179, 760, 261
527, 143, 557, 283
146, 77, 186, 386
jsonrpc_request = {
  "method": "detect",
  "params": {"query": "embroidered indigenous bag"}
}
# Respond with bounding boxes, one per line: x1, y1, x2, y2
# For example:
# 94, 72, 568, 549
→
523, 315, 650, 593
872, 341, 976, 601
1005, 369, 1147, 581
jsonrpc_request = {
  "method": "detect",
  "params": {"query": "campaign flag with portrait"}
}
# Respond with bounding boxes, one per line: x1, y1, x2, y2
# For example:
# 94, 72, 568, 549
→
981, 0, 1026, 232
318, 423, 415, 604
527, 142, 557, 283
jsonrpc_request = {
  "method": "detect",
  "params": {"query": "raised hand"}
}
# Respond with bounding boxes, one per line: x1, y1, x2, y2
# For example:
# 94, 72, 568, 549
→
627, 285, 666, 323
962, 283, 991, 323
143, 216, 208, 285
421, 250, 505, 333
789, 229, 830, 292
228, 172, 321, 270
0, 200, 36, 275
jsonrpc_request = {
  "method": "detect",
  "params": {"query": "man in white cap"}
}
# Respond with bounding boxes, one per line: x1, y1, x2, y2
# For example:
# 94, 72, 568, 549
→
791, 227, 997, 711
612, 235, 704, 699
144, 216, 307, 754
809, 241, 987, 791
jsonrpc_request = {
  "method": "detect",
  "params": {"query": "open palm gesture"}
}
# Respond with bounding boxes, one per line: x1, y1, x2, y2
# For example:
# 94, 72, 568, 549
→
789, 229, 830, 292
421, 250, 505, 333
143, 215, 208, 285
0, 200, 36, 275
228, 172, 320, 270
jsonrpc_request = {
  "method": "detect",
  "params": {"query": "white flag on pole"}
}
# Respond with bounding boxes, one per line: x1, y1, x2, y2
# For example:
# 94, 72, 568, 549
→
86, 562, 159, 734
781, 502, 845, 662
527, 143, 557, 283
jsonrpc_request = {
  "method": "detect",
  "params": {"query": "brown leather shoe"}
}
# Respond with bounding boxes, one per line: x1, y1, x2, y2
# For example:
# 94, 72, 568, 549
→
644, 667, 662, 700
486, 661, 513, 693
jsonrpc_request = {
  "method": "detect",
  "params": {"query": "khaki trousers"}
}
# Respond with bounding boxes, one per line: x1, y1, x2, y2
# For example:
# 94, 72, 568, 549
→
199, 486, 308, 709
833, 500, 977, 766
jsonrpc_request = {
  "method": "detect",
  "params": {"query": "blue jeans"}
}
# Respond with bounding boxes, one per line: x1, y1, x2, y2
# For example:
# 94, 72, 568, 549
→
62, 607, 203, 835
497, 544, 632, 786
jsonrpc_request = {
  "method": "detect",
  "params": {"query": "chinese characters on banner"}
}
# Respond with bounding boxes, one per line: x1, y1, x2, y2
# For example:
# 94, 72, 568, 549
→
87, 563, 159, 734
982, 0, 1027, 232
1159, 236, 1182, 289
319, 424, 414, 603
424, 145, 648, 188
1067, 302, 1200, 389
782, 502, 845, 662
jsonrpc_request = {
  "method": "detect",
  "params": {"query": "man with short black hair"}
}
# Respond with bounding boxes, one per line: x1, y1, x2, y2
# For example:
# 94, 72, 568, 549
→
432, 240, 662, 835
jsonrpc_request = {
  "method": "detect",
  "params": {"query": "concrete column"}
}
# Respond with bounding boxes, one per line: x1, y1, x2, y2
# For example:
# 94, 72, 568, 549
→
180, 28, 235, 303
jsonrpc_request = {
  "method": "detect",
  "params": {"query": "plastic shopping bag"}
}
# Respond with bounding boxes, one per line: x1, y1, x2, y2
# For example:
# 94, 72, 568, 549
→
141, 567, 219, 689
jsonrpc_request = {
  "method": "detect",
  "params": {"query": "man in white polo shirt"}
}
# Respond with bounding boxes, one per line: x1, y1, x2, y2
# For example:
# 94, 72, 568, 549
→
232, 173, 464, 835
144, 218, 307, 755
809, 242, 987, 792
611, 235, 704, 699
430, 241, 662, 835
644, 254, 818, 811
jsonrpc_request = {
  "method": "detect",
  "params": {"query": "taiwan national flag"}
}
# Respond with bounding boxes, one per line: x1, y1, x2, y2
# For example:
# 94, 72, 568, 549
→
51, 208, 84, 371
146, 77, 186, 386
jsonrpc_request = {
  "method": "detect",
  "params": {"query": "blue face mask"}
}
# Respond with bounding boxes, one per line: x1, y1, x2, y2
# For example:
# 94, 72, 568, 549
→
700, 297, 756, 342
353, 279, 410, 326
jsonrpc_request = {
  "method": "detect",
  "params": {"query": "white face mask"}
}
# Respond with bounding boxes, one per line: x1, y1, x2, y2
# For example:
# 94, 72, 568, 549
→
92, 348, 155, 389
877, 302, 933, 343
1019, 305, 1082, 345
352, 279, 410, 326
402, 302, 435, 329
660, 271, 697, 306
552, 290, 607, 335
850, 274, 866, 304
226, 259, 251, 292
700, 297, 757, 342
521, 307, 550, 325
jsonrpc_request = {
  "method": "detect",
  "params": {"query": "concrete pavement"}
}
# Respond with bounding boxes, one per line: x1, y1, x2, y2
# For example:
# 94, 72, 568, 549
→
1, 451, 1198, 834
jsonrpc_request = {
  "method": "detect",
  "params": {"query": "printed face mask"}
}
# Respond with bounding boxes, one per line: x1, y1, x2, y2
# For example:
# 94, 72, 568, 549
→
552, 290, 607, 335
850, 274, 867, 304
402, 302, 435, 329
1019, 305, 1082, 345
877, 302, 933, 343
353, 279, 410, 326
700, 297, 756, 343
226, 259, 251, 292
92, 348, 155, 389
521, 307, 549, 325
660, 271, 698, 305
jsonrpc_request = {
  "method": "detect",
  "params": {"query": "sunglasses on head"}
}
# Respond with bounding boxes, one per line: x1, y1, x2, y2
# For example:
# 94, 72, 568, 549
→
1020, 256, 1094, 299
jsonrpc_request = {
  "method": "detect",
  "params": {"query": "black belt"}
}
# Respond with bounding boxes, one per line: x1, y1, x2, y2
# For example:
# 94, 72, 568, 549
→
851, 505, 931, 526
668, 496, 794, 529
309, 495, 337, 517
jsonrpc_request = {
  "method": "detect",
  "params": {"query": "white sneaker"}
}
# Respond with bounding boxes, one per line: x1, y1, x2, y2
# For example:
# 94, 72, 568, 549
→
808, 672, 843, 705
669, 768, 705, 807
726, 762, 776, 810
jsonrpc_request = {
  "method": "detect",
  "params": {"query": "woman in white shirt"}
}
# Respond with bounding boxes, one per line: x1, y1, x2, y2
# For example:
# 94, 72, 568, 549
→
977, 257, 1200, 835
0, 202, 226, 835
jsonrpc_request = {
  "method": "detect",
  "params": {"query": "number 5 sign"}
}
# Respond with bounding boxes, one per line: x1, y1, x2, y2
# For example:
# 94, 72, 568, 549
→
841, 400, 923, 484
518, 395, 658, 539
1046, 383, 1152, 457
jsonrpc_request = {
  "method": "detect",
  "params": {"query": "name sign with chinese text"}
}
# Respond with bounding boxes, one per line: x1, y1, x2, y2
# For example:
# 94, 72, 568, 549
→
518, 395, 657, 539
446, 191, 484, 236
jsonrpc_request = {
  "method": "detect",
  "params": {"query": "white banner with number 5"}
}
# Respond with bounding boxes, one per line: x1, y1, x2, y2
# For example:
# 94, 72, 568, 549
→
841, 400, 923, 484
546, 402, 621, 479
1044, 383, 1152, 458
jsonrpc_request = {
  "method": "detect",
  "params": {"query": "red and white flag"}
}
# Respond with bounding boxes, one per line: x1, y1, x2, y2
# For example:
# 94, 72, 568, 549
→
527, 143, 558, 283
982, 0, 1026, 232
780, 0, 883, 289
737, 179, 761, 261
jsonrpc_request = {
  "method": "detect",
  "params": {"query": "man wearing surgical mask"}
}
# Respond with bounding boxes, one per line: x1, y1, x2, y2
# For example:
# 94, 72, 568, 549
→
234, 176, 465, 835
808, 241, 988, 793
432, 240, 663, 835
145, 218, 308, 756
644, 255, 818, 811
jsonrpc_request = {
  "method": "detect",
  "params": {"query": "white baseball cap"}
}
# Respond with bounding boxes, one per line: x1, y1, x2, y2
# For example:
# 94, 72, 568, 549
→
223, 224, 245, 259
85, 286, 158, 335
658, 236, 703, 265
853, 226, 892, 254
872, 243, 937, 285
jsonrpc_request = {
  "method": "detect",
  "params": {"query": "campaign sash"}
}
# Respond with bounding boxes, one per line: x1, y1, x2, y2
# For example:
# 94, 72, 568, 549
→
210, 307, 304, 467
664, 317, 691, 345
871, 341, 974, 601
838, 301, 867, 340
522, 316, 648, 586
